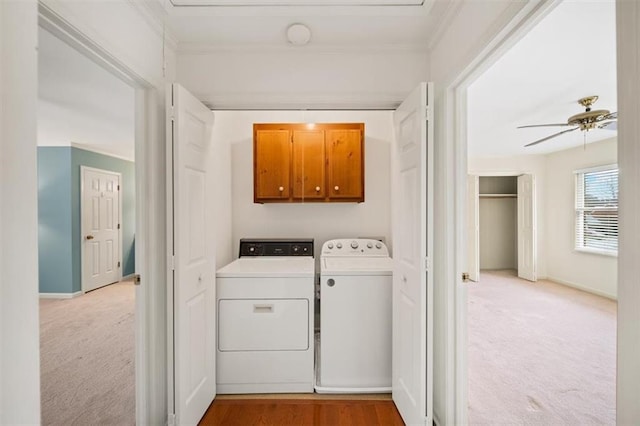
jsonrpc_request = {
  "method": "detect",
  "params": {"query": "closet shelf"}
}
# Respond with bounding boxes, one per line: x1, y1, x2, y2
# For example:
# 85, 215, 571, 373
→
479, 193, 517, 198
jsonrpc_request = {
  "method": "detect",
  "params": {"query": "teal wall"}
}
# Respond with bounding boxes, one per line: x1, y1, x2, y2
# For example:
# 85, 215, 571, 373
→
38, 148, 74, 293
38, 147, 135, 293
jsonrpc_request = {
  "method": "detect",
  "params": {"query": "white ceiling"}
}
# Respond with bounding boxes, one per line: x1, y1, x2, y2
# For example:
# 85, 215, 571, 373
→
37, 0, 617, 160
164, 0, 441, 48
468, 0, 617, 158
38, 28, 135, 160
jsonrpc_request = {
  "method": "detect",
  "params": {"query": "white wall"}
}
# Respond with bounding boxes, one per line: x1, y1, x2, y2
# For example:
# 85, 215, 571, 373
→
469, 140, 618, 298
177, 48, 429, 110
616, 0, 640, 420
1, 0, 41, 423
469, 155, 548, 278
211, 110, 393, 263
479, 198, 517, 270
545, 138, 617, 299
210, 112, 233, 268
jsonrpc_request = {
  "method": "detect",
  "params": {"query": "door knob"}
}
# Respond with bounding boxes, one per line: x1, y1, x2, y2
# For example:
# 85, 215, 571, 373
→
334, 185, 339, 191
315, 186, 321, 192
86, 235, 94, 240
278, 186, 284, 192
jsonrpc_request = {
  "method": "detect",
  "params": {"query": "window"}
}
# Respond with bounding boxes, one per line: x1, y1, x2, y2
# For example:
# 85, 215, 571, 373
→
575, 165, 618, 255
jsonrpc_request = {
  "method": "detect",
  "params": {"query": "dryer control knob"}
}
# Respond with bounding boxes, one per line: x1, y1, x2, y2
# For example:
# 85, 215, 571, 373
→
367, 242, 373, 249
336, 242, 343, 249
351, 241, 359, 249
327, 243, 334, 249
376, 242, 382, 249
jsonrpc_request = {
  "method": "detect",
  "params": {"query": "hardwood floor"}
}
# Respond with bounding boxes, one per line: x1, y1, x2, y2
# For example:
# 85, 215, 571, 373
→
199, 399, 404, 426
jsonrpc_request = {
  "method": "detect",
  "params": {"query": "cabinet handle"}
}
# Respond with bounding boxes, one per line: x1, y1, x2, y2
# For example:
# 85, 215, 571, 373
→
278, 186, 284, 192
315, 186, 321, 192
334, 185, 340, 191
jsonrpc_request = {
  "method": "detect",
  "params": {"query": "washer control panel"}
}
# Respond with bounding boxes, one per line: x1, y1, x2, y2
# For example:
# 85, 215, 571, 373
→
322, 239, 389, 256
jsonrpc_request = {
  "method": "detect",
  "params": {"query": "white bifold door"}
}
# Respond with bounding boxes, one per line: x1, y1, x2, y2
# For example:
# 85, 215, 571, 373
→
168, 83, 217, 425
517, 174, 536, 281
392, 82, 433, 425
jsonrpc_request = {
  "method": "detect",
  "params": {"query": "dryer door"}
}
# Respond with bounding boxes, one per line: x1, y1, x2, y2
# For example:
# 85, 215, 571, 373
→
218, 299, 309, 351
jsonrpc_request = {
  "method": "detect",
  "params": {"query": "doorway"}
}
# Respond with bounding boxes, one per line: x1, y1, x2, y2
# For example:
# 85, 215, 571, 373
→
458, 0, 618, 423
36, 23, 141, 425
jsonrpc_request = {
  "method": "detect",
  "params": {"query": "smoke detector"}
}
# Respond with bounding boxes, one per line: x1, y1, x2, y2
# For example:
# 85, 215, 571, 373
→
286, 23, 312, 46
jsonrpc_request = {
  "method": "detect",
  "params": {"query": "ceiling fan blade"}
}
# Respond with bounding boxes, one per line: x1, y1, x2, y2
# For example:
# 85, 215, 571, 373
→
604, 111, 617, 120
525, 127, 579, 147
599, 120, 618, 131
517, 123, 572, 129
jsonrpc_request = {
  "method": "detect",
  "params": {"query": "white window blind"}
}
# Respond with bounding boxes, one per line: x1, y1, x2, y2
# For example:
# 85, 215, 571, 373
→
575, 165, 618, 254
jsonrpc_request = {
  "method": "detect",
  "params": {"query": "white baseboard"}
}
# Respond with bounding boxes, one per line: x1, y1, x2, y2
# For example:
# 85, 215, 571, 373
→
39, 291, 83, 299
546, 276, 617, 301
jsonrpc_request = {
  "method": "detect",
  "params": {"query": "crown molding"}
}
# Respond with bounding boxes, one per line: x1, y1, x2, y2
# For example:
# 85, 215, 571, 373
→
169, 0, 425, 6
126, 0, 179, 51
194, 90, 408, 110
178, 42, 428, 55
71, 143, 135, 162
426, 0, 464, 51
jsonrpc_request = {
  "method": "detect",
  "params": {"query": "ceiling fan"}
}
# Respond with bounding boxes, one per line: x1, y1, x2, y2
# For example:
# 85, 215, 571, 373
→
519, 95, 617, 147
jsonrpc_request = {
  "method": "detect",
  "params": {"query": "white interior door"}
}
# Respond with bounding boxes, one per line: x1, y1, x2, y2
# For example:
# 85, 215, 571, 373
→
517, 174, 536, 281
82, 167, 121, 292
168, 83, 216, 425
467, 175, 480, 282
392, 82, 433, 425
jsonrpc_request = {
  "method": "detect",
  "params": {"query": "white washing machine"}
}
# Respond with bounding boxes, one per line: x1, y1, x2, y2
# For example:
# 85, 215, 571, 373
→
316, 238, 393, 393
216, 238, 315, 394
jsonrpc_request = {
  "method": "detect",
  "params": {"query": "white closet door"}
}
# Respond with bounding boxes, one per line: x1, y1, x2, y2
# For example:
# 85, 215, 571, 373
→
168, 83, 216, 425
392, 82, 433, 426
517, 174, 537, 281
467, 175, 480, 282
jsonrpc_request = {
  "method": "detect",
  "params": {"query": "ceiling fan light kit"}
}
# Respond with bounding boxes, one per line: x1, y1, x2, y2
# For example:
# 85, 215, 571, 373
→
519, 95, 617, 147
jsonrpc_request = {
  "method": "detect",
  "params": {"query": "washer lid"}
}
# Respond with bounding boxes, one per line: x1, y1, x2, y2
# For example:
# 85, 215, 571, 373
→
322, 257, 393, 275
216, 257, 315, 278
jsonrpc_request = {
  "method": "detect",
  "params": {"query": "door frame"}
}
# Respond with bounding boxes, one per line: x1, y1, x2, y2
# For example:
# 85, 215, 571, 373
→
80, 166, 123, 293
441, 0, 560, 423
38, 5, 160, 424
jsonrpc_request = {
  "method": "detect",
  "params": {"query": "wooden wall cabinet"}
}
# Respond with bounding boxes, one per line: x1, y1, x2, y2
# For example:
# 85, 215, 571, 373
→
254, 123, 364, 203
254, 128, 291, 201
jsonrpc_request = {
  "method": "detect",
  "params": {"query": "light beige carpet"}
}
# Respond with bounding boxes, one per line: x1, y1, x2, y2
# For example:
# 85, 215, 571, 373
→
468, 270, 616, 425
40, 280, 135, 426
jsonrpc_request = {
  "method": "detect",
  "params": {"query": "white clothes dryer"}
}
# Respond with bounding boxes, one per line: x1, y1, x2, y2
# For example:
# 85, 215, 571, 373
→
316, 238, 393, 394
216, 238, 315, 394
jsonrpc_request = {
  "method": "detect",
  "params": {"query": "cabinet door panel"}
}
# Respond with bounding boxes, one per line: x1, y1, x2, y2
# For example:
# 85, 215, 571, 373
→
254, 129, 291, 201
326, 129, 364, 200
293, 130, 325, 200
